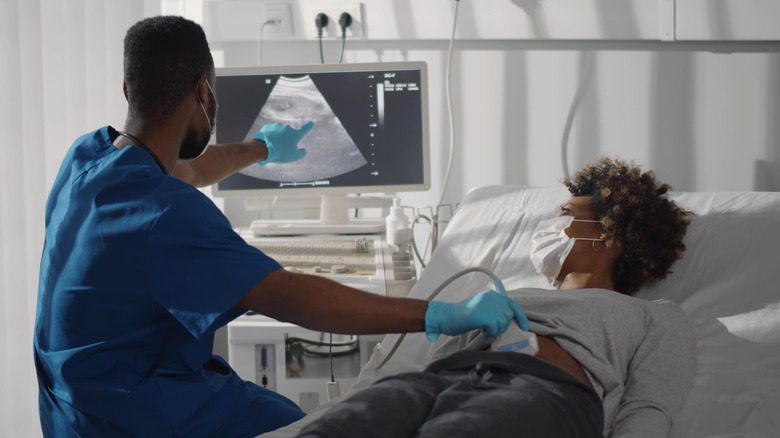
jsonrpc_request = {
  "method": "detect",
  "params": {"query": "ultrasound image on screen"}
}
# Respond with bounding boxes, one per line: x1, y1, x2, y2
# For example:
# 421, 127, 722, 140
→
239, 75, 367, 182
215, 66, 425, 193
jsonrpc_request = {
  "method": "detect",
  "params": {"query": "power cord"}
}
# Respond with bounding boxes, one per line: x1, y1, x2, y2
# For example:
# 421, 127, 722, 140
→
560, 51, 594, 179
329, 333, 335, 382
259, 18, 279, 66
315, 13, 329, 64
268, 195, 278, 220
438, 0, 461, 208
327, 332, 340, 399
410, 0, 460, 271
338, 12, 352, 63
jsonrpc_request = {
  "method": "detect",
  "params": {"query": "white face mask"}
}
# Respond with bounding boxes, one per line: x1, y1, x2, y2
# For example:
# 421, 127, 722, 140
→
529, 216, 604, 287
200, 79, 218, 136
178, 80, 217, 164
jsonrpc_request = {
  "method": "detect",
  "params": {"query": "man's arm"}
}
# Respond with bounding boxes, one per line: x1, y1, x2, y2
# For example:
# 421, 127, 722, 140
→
236, 269, 428, 334
236, 269, 530, 338
173, 140, 268, 188
174, 122, 313, 187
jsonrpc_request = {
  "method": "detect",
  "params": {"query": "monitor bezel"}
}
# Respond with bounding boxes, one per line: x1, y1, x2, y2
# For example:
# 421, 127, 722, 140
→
210, 61, 431, 198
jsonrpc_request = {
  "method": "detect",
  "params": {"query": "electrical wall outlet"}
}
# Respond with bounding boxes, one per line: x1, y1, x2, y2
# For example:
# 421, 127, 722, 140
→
308, 2, 363, 39
204, 0, 294, 41
264, 3, 293, 37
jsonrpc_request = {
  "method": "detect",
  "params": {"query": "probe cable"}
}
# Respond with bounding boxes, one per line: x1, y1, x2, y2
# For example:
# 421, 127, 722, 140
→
411, 214, 432, 269
373, 266, 500, 369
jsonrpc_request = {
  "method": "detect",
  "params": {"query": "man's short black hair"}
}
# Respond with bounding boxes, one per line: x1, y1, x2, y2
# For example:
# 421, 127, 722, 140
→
124, 16, 213, 121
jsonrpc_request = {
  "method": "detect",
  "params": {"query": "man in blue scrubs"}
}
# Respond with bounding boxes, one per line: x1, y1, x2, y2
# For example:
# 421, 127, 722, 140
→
33, 16, 528, 437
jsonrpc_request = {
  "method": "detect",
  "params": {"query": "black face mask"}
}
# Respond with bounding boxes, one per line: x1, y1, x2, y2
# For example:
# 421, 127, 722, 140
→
178, 80, 217, 162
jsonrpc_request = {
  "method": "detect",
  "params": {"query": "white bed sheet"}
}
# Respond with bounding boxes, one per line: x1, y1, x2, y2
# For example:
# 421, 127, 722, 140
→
262, 186, 780, 438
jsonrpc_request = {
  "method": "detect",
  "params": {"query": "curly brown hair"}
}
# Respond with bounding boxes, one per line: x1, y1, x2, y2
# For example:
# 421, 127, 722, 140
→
563, 157, 693, 295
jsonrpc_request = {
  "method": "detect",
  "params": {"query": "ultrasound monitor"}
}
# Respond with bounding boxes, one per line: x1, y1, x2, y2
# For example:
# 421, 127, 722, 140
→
211, 62, 430, 235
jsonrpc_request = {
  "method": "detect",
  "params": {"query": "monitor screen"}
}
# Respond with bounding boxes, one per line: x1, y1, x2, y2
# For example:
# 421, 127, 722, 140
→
211, 62, 430, 198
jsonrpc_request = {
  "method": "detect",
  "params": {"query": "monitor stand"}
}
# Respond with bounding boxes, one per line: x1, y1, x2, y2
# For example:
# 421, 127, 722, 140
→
249, 194, 388, 236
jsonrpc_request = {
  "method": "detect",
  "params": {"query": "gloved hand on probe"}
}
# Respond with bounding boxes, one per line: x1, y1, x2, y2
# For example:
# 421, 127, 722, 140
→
254, 121, 313, 165
424, 291, 530, 342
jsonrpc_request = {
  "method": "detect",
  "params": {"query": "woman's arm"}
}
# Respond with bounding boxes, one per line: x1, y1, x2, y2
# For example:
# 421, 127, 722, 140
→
610, 306, 697, 437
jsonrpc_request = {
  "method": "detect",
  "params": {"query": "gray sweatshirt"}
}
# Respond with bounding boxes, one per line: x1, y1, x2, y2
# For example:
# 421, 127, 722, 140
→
428, 288, 697, 438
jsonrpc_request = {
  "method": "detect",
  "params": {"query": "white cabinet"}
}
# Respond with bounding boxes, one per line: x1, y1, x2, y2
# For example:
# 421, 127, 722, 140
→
676, 0, 780, 40
202, 0, 675, 41
197, 0, 780, 42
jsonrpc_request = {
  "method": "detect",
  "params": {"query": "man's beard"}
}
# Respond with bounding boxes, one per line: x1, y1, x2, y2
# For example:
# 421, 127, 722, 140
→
179, 98, 216, 161
178, 124, 211, 161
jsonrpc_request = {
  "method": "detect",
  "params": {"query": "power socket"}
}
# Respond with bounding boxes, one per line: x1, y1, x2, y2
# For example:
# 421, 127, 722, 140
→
308, 3, 363, 39
264, 3, 293, 37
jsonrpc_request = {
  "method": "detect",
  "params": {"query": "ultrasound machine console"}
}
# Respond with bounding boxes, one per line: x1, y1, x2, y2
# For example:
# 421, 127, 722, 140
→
219, 62, 429, 411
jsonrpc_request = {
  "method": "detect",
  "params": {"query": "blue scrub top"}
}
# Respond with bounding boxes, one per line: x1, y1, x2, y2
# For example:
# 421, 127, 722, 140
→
34, 126, 305, 437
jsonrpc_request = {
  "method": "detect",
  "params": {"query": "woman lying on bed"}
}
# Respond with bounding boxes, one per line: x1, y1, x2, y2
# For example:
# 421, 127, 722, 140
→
297, 157, 696, 438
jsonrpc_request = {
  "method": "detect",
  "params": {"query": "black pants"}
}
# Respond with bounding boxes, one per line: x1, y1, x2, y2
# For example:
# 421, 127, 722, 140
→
297, 350, 603, 438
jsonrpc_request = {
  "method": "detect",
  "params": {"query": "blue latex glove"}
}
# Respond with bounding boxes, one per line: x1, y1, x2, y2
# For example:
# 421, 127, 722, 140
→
425, 290, 530, 342
254, 121, 314, 165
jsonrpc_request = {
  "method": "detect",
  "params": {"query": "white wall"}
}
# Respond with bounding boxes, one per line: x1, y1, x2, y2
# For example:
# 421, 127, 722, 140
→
178, 0, 780, 225
206, 35, 780, 227
188, 0, 780, 230
194, 0, 780, 364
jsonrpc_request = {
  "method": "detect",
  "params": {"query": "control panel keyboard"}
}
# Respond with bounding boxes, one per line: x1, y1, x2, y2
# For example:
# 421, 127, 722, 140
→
240, 233, 390, 296
247, 237, 379, 276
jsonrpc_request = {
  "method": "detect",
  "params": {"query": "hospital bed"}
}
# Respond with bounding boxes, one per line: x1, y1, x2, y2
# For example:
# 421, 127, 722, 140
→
260, 185, 780, 438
